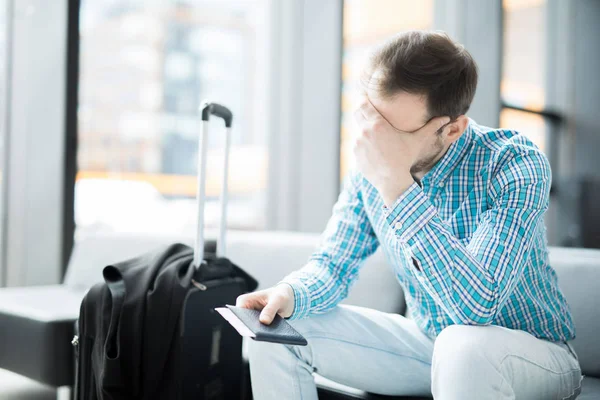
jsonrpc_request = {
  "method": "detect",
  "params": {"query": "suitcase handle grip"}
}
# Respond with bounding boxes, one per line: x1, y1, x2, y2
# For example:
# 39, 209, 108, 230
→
194, 101, 232, 269
201, 102, 233, 128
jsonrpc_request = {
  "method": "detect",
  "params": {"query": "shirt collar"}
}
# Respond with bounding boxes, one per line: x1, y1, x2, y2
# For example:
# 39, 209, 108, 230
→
420, 118, 474, 188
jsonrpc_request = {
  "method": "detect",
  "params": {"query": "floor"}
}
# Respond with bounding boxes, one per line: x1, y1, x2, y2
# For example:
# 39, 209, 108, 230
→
0, 369, 72, 400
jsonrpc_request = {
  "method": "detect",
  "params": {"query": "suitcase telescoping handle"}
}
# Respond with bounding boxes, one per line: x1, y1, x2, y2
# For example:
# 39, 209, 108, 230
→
193, 101, 233, 269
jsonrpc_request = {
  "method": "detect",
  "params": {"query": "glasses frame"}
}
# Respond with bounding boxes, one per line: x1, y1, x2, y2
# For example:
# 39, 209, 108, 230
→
367, 97, 455, 136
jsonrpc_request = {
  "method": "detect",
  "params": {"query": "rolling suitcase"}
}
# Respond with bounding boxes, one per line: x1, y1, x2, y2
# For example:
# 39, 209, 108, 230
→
178, 102, 258, 399
73, 102, 258, 400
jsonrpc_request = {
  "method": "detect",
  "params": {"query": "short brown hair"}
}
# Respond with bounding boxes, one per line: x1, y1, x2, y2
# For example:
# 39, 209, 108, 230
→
362, 30, 478, 122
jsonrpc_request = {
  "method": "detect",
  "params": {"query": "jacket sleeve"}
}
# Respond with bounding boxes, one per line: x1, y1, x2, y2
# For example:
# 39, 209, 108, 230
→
277, 171, 380, 320
385, 148, 551, 325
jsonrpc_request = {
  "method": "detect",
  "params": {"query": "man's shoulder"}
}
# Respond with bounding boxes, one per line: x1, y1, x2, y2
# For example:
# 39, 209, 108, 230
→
468, 120, 550, 178
469, 120, 540, 154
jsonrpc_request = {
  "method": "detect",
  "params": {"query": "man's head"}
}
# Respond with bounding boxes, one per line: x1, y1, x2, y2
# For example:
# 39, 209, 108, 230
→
360, 30, 478, 177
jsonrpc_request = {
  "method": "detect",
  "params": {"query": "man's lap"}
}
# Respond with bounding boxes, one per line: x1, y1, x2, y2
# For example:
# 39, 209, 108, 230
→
285, 305, 582, 398
286, 304, 435, 396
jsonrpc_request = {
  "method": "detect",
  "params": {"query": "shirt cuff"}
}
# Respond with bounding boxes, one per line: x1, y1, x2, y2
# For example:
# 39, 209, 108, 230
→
275, 278, 312, 320
385, 182, 437, 243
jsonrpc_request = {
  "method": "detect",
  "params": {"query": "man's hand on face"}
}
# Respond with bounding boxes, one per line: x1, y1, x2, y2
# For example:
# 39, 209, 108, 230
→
352, 95, 449, 207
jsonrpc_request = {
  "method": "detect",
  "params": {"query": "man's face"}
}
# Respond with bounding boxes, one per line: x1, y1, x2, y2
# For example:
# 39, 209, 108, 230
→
366, 86, 448, 177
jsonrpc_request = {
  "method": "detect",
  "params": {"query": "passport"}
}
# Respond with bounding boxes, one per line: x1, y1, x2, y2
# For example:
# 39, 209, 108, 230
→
215, 304, 308, 346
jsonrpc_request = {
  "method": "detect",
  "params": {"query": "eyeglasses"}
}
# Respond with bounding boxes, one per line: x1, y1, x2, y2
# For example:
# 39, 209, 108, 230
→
367, 97, 455, 136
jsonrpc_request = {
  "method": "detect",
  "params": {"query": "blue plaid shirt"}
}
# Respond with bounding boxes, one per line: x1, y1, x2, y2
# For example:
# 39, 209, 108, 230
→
278, 118, 575, 342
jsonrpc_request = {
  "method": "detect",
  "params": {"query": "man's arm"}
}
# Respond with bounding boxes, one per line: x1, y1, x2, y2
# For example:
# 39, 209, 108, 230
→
277, 171, 380, 320
387, 147, 551, 325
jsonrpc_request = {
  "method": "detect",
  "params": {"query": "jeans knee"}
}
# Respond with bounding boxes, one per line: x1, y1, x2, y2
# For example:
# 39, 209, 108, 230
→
432, 325, 514, 398
432, 325, 492, 375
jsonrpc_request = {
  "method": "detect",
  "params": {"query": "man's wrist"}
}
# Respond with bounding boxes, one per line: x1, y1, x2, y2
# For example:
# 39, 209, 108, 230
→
276, 282, 296, 319
379, 174, 414, 207
277, 282, 295, 298
276, 276, 313, 320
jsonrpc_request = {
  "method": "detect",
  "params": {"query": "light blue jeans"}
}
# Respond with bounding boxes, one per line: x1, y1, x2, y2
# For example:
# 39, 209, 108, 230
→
247, 304, 583, 399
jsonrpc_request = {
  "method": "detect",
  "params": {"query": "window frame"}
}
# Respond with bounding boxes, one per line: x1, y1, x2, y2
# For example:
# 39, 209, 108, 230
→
63, 0, 79, 279
265, 0, 343, 232
3, 0, 70, 286
0, 0, 14, 287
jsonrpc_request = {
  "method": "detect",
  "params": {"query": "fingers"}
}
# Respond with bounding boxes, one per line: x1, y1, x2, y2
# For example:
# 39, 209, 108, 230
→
354, 96, 399, 137
353, 106, 367, 127
260, 287, 292, 324
235, 293, 250, 308
235, 290, 284, 325
357, 94, 381, 121
235, 292, 264, 310
353, 97, 383, 135
259, 302, 280, 325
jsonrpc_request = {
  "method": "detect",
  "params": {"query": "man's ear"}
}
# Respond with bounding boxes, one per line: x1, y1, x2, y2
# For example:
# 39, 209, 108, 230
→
445, 115, 469, 143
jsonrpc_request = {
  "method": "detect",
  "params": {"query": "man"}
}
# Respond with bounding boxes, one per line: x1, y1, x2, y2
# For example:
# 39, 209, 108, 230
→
236, 30, 582, 399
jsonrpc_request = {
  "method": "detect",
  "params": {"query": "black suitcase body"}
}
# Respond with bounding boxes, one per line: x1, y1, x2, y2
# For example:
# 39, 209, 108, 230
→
73, 103, 257, 400
179, 272, 248, 399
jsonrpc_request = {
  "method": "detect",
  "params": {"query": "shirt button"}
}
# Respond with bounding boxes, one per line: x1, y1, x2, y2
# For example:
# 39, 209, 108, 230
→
394, 221, 403, 230
438, 182, 445, 188
436, 316, 444, 324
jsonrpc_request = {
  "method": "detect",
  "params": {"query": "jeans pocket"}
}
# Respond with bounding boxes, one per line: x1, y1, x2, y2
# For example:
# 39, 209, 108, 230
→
564, 341, 579, 362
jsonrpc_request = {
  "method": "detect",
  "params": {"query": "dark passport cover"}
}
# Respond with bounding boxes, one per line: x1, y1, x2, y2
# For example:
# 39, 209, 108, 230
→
225, 305, 308, 346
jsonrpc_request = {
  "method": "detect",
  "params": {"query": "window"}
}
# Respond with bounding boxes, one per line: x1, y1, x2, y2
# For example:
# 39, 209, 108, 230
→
500, 108, 547, 153
77, 0, 269, 239
502, 0, 546, 110
500, 0, 555, 156
340, 0, 433, 181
